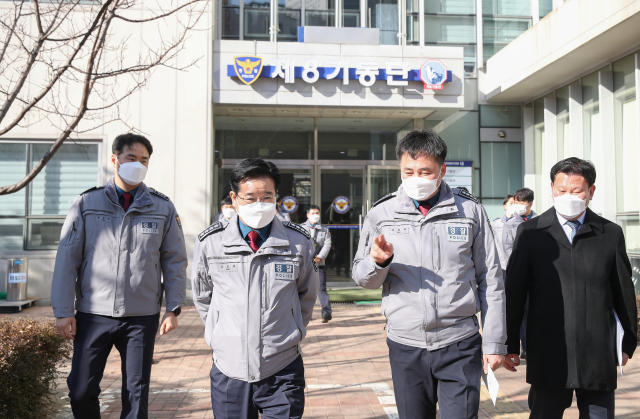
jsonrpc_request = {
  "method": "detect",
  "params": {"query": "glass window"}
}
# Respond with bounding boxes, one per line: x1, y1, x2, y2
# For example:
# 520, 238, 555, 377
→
480, 105, 521, 128
0, 143, 27, 216
367, 0, 397, 45
245, 0, 271, 40
581, 69, 604, 214
0, 219, 24, 251
613, 54, 638, 214
483, 0, 531, 16
618, 214, 640, 255
482, 198, 507, 222
539, 0, 553, 19
480, 142, 522, 198
215, 116, 314, 159
278, 0, 301, 41
343, 0, 360, 27
0, 141, 100, 251
424, 15, 476, 44
222, 0, 240, 39
306, 0, 336, 27
556, 85, 570, 161
318, 119, 411, 160
483, 17, 530, 44
425, 0, 475, 14
428, 111, 480, 166
29, 144, 99, 216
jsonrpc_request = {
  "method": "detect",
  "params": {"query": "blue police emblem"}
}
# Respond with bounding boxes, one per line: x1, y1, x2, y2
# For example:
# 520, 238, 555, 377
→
332, 196, 350, 214
233, 56, 263, 85
280, 196, 299, 214
420, 60, 447, 90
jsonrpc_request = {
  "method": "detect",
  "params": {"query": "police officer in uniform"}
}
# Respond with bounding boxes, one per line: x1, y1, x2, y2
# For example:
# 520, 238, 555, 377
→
491, 194, 514, 271
52, 134, 187, 419
192, 158, 318, 419
353, 129, 506, 419
302, 205, 333, 323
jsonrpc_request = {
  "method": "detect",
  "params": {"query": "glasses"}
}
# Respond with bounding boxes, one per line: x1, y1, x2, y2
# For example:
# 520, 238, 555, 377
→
236, 194, 278, 205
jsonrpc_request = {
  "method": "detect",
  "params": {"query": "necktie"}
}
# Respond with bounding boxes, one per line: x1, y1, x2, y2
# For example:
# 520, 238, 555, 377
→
566, 219, 581, 243
247, 230, 260, 252
419, 204, 432, 216
122, 192, 132, 212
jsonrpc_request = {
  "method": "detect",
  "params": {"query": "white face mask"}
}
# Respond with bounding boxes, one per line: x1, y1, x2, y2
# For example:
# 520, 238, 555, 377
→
512, 204, 528, 216
236, 200, 277, 229
308, 214, 320, 224
401, 171, 442, 201
222, 208, 236, 219
553, 192, 588, 219
505, 205, 515, 218
117, 161, 147, 185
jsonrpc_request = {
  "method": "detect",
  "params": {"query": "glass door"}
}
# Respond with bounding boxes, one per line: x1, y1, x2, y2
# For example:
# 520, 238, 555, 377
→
366, 165, 401, 212
319, 167, 364, 283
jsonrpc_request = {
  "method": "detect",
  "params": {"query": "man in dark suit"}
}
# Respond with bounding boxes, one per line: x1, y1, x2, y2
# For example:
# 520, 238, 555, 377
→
504, 157, 637, 419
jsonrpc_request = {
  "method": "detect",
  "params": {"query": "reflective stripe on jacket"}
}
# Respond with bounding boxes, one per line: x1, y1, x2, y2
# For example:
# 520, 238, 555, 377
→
352, 181, 507, 355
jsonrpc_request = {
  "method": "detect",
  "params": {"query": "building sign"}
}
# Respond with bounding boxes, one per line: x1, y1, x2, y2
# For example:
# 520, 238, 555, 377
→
233, 56, 263, 85
420, 60, 447, 90
443, 161, 473, 192
227, 58, 452, 88
280, 196, 299, 213
332, 196, 351, 214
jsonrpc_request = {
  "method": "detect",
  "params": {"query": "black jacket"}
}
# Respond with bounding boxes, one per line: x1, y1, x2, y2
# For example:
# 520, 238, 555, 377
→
506, 208, 637, 391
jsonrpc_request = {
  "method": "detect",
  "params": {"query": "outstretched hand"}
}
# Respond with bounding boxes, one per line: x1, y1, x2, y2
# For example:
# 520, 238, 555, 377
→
370, 234, 394, 265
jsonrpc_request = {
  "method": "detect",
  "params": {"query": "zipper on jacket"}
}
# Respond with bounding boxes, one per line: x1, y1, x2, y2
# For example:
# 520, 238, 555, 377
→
434, 235, 441, 271
262, 271, 269, 311
67, 221, 76, 244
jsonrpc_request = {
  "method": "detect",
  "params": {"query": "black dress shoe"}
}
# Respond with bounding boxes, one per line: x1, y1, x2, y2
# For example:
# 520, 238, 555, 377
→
520, 351, 527, 360
322, 313, 332, 323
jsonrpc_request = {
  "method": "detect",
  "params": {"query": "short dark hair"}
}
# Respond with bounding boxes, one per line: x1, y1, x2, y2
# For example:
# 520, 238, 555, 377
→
550, 157, 597, 187
308, 205, 320, 212
514, 188, 534, 203
230, 158, 281, 194
396, 128, 448, 165
220, 196, 232, 206
503, 194, 513, 205
112, 133, 153, 156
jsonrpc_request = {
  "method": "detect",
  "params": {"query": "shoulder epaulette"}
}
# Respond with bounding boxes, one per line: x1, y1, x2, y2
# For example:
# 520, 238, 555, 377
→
198, 221, 226, 242
284, 221, 311, 240
453, 187, 479, 203
373, 193, 396, 208
80, 186, 103, 195
149, 188, 170, 201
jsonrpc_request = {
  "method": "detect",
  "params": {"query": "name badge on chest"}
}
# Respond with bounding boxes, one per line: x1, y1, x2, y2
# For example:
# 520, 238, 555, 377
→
218, 263, 238, 273
389, 226, 409, 235
447, 225, 469, 242
274, 263, 294, 280
141, 222, 159, 234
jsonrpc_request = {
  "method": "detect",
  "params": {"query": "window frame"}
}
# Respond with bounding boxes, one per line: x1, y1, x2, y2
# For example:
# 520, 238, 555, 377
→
0, 138, 105, 253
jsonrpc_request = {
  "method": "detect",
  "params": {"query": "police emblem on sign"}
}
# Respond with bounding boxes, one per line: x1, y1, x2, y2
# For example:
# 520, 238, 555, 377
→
274, 263, 295, 280
420, 60, 447, 90
447, 225, 469, 242
234, 56, 263, 85
141, 222, 158, 234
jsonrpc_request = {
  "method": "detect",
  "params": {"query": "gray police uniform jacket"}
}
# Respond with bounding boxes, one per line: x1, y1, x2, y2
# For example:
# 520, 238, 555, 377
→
352, 182, 507, 355
491, 215, 510, 270
51, 177, 188, 318
502, 211, 538, 260
302, 220, 332, 267
191, 214, 319, 383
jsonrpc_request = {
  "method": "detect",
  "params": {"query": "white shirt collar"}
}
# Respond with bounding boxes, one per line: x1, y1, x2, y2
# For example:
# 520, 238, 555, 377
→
556, 210, 587, 226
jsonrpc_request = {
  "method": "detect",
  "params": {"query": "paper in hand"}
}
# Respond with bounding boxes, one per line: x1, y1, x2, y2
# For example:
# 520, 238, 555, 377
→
613, 309, 625, 376
481, 366, 500, 406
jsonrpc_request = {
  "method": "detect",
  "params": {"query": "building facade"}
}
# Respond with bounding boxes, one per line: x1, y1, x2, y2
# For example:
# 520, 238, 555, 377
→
1, 0, 639, 303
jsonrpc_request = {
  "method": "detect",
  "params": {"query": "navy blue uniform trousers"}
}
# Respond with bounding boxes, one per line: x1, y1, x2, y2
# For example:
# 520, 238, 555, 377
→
318, 266, 332, 316
67, 311, 159, 419
528, 386, 615, 419
388, 333, 483, 419
210, 355, 305, 419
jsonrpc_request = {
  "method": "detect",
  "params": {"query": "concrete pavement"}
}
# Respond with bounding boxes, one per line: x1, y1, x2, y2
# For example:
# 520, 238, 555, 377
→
3, 305, 638, 418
